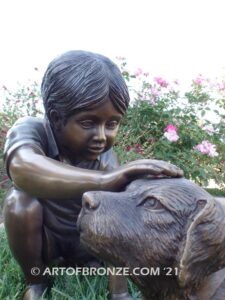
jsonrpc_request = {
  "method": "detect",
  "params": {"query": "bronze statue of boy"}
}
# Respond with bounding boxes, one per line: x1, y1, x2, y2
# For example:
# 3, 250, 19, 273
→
3, 50, 183, 299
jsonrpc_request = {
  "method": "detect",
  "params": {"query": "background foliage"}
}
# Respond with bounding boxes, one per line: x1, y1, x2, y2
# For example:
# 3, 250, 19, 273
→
115, 58, 225, 187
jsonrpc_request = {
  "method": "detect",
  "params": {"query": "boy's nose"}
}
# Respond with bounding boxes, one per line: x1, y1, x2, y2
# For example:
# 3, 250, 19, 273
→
93, 126, 106, 142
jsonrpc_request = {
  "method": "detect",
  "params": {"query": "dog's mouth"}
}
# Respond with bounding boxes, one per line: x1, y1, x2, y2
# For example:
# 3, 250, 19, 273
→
78, 210, 120, 264
77, 210, 99, 246
80, 234, 99, 256
78, 221, 97, 257
76, 209, 84, 233
77, 211, 91, 242
79, 225, 110, 261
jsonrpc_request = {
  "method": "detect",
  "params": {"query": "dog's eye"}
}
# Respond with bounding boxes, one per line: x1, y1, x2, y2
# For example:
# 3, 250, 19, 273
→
138, 197, 164, 210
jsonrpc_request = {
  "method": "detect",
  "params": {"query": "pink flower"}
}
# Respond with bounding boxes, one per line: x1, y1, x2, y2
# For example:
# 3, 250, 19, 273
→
165, 124, 178, 133
134, 68, 143, 77
164, 131, 179, 142
164, 124, 179, 142
193, 78, 202, 85
194, 140, 218, 157
193, 74, 204, 86
154, 77, 169, 88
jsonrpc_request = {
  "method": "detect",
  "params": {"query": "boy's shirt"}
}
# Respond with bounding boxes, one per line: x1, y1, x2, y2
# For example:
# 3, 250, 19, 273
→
4, 116, 117, 176
4, 116, 118, 237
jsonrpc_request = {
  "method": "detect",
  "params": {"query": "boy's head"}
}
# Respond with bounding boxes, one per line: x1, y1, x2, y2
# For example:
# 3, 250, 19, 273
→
41, 50, 130, 124
41, 50, 130, 161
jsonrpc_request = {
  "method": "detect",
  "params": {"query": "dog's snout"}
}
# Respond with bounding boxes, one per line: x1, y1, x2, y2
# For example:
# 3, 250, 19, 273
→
82, 192, 100, 211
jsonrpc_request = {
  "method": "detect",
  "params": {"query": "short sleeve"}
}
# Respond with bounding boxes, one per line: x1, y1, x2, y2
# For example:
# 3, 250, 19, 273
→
4, 116, 48, 178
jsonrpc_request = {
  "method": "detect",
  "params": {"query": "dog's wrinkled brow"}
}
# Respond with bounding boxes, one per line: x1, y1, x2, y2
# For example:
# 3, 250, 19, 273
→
130, 185, 157, 198
133, 185, 183, 212
133, 185, 169, 207
127, 179, 213, 217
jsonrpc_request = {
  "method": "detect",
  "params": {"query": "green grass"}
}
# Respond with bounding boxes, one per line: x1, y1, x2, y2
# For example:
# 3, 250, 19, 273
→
0, 229, 24, 300
0, 229, 140, 300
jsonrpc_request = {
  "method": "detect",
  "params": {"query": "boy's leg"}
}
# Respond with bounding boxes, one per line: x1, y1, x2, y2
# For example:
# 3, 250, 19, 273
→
3, 188, 48, 300
108, 266, 134, 300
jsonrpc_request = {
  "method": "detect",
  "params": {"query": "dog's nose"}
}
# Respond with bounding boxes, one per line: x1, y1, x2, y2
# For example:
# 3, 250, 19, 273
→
82, 192, 100, 211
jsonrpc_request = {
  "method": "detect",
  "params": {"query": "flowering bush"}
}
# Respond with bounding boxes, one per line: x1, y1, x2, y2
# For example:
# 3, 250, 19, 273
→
114, 57, 225, 186
0, 59, 224, 188
0, 81, 43, 188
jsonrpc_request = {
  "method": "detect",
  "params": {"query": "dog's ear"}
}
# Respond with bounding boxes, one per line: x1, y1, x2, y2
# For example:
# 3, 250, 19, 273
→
178, 197, 225, 288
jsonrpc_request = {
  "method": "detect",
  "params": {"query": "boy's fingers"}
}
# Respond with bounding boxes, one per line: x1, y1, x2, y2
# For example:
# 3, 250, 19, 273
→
158, 163, 183, 177
139, 163, 184, 178
161, 167, 183, 177
126, 159, 184, 178
146, 160, 184, 177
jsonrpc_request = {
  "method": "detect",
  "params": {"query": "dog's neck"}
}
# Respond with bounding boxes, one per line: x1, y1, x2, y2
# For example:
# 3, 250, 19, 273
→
194, 268, 225, 300
140, 268, 225, 300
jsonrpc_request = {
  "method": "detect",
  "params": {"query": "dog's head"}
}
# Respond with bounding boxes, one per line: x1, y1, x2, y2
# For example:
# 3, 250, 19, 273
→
78, 178, 225, 294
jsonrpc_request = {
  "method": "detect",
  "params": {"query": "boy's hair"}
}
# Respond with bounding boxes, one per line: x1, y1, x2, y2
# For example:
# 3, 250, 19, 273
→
41, 50, 130, 123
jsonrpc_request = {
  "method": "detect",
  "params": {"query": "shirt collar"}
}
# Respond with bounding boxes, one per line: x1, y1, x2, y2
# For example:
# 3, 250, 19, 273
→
43, 117, 60, 159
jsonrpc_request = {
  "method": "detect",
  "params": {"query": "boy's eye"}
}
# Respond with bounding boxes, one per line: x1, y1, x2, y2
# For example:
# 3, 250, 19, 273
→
106, 121, 119, 129
79, 120, 94, 128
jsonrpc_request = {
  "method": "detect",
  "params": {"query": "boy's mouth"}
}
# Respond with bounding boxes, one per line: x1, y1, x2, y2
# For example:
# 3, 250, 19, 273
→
87, 146, 105, 154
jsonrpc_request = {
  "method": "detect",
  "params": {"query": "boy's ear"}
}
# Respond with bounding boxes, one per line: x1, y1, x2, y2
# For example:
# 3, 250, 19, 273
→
49, 110, 63, 131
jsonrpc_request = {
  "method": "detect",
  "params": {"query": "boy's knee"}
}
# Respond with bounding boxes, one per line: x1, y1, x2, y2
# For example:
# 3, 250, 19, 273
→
3, 188, 43, 226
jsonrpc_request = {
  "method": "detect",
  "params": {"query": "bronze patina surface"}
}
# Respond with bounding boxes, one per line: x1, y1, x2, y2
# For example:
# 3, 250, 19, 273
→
78, 178, 225, 300
3, 50, 183, 300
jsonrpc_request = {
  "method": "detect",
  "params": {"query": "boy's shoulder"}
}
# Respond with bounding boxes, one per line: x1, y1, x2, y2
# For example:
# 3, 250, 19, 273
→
6, 116, 48, 148
6, 115, 60, 157
4, 116, 50, 162
12, 116, 45, 128
4, 116, 50, 178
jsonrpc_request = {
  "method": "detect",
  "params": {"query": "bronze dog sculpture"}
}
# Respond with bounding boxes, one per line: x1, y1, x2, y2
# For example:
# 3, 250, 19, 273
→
78, 178, 225, 300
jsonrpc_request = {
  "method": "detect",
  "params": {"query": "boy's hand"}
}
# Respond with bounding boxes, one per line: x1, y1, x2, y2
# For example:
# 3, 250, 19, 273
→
102, 159, 183, 191
124, 159, 183, 177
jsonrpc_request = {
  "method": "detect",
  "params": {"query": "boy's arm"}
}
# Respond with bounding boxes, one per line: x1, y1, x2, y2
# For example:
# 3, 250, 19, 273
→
9, 145, 104, 200
9, 145, 183, 200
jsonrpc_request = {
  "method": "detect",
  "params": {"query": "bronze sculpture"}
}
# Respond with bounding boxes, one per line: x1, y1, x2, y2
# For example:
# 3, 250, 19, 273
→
3, 50, 183, 299
78, 177, 225, 300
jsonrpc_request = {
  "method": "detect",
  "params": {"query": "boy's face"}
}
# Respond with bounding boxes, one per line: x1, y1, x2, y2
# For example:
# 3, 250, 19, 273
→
56, 100, 123, 161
